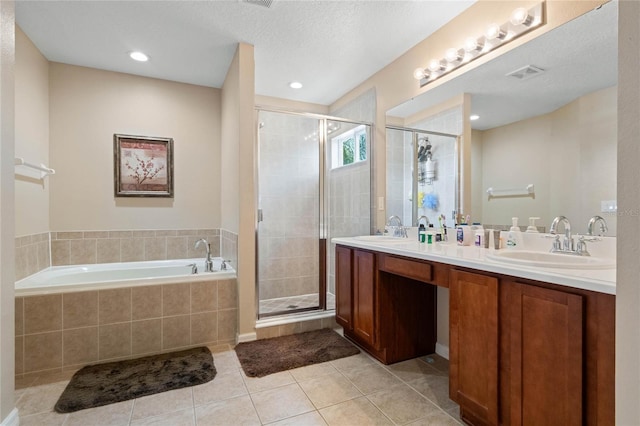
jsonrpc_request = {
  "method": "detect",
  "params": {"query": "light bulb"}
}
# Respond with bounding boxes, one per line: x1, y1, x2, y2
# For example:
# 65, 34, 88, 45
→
485, 23, 506, 41
470, 114, 480, 121
429, 59, 445, 72
445, 48, 463, 63
464, 37, 483, 53
510, 7, 532, 26
413, 68, 426, 80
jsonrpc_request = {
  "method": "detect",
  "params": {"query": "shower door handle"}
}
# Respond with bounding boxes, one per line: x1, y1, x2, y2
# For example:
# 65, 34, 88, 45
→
257, 209, 264, 222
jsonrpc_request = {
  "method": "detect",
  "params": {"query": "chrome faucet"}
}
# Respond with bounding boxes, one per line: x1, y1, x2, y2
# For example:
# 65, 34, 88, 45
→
195, 238, 214, 272
387, 215, 407, 238
416, 215, 430, 227
549, 216, 573, 252
587, 215, 608, 236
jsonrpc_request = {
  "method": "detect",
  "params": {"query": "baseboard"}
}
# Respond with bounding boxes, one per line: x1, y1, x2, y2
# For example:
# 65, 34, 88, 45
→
237, 332, 257, 343
435, 342, 449, 360
1, 408, 19, 426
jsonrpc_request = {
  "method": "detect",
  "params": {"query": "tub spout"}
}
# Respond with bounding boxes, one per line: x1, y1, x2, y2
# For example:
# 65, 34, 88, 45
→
195, 238, 214, 272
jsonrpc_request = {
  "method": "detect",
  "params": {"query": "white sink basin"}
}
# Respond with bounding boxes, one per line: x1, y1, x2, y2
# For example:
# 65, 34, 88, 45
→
354, 235, 409, 243
485, 250, 615, 269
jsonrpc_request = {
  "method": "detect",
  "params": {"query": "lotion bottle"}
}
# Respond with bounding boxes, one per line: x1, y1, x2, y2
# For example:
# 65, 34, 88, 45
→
506, 217, 522, 248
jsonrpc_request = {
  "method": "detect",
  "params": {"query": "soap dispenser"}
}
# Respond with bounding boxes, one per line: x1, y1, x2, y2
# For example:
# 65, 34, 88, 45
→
526, 217, 540, 233
506, 217, 522, 248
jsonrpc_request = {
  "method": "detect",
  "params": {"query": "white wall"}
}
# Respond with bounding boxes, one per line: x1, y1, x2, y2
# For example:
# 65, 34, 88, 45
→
15, 27, 49, 237
49, 63, 222, 231
616, 0, 640, 422
477, 86, 617, 235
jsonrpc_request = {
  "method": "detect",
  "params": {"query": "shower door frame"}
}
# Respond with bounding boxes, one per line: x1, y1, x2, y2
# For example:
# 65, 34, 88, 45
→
385, 125, 461, 226
255, 106, 374, 319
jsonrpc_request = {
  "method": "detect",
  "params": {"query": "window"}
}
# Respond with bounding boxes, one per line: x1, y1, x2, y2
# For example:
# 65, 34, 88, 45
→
331, 125, 367, 169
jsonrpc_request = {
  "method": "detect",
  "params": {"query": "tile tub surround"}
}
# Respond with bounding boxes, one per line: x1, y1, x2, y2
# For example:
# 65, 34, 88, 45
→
15, 278, 238, 376
50, 229, 222, 266
15, 232, 51, 281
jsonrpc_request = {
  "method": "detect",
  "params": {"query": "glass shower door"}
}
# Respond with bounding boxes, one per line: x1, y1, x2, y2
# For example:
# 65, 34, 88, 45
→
256, 110, 322, 317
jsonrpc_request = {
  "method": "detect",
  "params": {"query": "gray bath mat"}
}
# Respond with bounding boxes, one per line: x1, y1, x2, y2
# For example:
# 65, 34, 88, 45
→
54, 347, 216, 413
234, 328, 360, 378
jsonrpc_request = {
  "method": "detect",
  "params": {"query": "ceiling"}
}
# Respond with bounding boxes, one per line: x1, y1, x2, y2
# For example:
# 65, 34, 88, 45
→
388, 0, 618, 130
16, 0, 475, 106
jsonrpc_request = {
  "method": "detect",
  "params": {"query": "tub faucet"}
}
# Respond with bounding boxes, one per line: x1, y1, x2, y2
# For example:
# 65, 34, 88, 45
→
549, 216, 573, 252
587, 215, 608, 236
195, 238, 214, 272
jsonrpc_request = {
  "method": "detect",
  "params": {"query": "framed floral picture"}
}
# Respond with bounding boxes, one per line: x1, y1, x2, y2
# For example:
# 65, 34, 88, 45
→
113, 134, 174, 197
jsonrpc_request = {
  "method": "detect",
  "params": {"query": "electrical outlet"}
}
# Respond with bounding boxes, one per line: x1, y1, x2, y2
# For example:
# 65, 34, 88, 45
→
600, 200, 617, 213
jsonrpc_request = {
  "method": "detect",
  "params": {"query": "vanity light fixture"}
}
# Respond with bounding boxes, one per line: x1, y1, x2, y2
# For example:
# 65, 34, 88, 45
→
414, 2, 543, 88
289, 81, 303, 89
129, 51, 149, 62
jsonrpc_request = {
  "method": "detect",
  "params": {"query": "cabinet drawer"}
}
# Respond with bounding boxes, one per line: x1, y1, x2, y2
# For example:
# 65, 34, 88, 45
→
378, 254, 432, 283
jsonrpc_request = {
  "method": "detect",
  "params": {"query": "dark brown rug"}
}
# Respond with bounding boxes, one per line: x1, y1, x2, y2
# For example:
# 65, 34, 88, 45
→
54, 347, 216, 413
235, 328, 360, 378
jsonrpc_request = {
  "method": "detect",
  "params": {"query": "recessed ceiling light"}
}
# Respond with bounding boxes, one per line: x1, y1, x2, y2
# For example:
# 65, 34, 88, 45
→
289, 81, 303, 89
470, 114, 480, 121
129, 51, 149, 62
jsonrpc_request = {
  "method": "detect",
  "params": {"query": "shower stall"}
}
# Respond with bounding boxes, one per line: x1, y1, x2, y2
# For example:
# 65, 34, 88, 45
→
256, 108, 372, 318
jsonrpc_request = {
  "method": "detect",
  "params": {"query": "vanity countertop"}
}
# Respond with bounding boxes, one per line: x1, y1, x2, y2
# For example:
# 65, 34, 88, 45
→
332, 236, 616, 295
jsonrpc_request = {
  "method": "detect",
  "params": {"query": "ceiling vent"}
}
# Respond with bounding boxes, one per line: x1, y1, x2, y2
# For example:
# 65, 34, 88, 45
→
506, 65, 545, 81
242, 0, 274, 8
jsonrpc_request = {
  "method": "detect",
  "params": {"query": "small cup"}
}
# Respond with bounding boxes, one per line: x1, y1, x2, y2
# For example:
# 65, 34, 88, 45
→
483, 229, 490, 248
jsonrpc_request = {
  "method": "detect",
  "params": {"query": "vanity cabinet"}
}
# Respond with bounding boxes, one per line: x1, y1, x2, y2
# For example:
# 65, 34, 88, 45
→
449, 269, 499, 426
335, 245, 438, 364
449, 269, 614, 426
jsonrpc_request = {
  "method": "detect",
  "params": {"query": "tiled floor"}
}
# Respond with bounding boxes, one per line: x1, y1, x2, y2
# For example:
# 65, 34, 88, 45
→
15, 338, 461, 425
260, 293, 336, 315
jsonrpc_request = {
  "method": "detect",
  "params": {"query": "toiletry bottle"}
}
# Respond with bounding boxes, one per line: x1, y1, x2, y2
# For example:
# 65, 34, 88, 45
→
506, 217, 521, 248
427, 224, 435, 244
475, 229, 484, 247
418, 224, 426, 243
526, 217, 541, 233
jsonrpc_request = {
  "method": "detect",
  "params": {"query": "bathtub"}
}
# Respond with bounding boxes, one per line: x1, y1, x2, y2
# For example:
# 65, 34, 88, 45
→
15, 257, 236, 296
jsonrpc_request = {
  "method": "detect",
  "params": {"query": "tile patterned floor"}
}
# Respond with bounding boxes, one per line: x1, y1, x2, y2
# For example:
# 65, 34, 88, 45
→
259, 293, 336, 315
15, 339, 461, 425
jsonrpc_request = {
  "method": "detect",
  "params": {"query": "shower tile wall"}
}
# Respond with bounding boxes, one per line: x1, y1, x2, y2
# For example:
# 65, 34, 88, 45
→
258, 112, 319, 301
386, 129, 413, 226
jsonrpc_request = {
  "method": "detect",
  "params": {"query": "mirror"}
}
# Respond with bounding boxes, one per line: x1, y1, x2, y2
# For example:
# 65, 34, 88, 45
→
386, 1, 618, 235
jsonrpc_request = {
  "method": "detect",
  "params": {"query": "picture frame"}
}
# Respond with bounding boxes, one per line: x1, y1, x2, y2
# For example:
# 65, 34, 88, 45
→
114, 134, 174, 197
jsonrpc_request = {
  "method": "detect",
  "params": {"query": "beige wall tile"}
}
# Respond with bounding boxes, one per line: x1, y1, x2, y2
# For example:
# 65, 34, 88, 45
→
156, 230, 177, 237
63, 291, 98, 329
99, 323, 131, 360
26, 244, 40, 277
99, 288, 131, 325
69, 239, 97, 265
51, 240, 70, 266
15, 336, 24, 375
63, 327, 98, 366
132, 286, 162, 320
36, 241, 50, 271
217, 279, 238, 310
191, 281, 217, 313
162, 316, 190, 350
133, 230, 157, 238
218, 309, 237, 342
166, 236, 188, 260
162, 283, 190, 316
177, 229, 198, 236
109, 230, 132, 238
24, 332, 62, 372
84, 231, 109, 239
132, 319, 162, 355
144, 237, 167, 261
15, 246, 28, 280
191, 311, 217, 344
15, 298, 24, 336
16, 235, 31, 247
24, 295, 62, 334
57, 231, 83, 240
121, 238, 144, 262
299, 319, 323, 333
97, 239, 121, 264
256, 326, 280, 340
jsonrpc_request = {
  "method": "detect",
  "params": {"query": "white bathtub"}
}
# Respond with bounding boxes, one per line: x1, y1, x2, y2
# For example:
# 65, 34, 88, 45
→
15, 258, 236, 296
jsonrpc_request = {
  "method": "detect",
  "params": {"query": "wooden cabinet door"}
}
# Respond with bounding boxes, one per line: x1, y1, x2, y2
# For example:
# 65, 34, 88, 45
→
353, 249, 376, 347
450, 269, 499, 426
335, 245, 353, 330
509, 282, 583, 426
